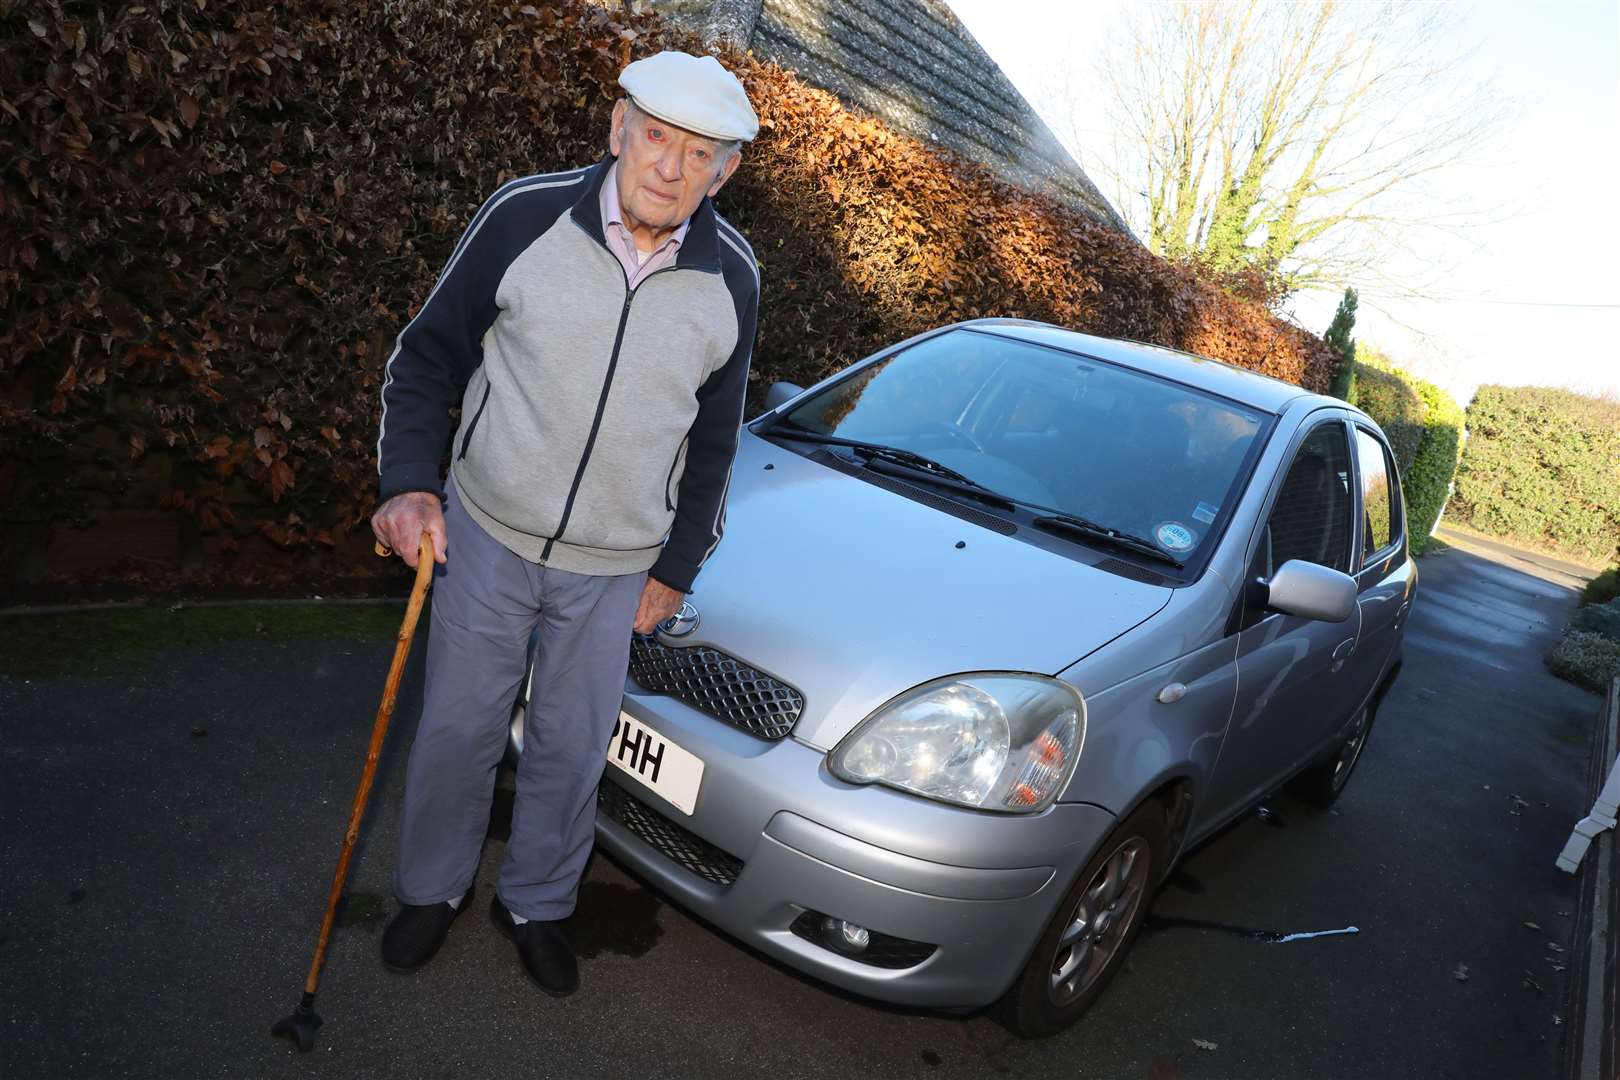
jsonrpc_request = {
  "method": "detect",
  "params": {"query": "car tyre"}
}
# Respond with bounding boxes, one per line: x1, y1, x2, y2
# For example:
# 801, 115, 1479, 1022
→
995, 799, 1169, 1038
1289, 702, 1374, 809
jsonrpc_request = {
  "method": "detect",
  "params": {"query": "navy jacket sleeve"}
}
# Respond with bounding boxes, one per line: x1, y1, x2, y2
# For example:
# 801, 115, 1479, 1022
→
375, 191, 512, 503
649, 286, 757, 594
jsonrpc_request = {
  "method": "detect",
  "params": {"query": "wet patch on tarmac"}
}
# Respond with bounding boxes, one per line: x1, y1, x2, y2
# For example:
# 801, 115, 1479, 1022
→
919, 1048, 942, 1067
337, 891, 386, 929
570, 881, 663, 959
1142, 914, 1285, 942
1142, 915, 1358, 944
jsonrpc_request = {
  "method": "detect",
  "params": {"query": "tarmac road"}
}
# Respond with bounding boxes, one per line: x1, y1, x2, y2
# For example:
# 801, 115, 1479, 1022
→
0, 533, 1599, 1080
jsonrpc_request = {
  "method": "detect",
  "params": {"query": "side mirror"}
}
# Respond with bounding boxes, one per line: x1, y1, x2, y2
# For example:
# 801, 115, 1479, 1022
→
764, 380, 806, 412
1264, 559, 1356, 623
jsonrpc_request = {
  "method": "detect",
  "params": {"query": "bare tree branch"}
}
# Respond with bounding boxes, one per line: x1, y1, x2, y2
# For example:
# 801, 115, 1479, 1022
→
1084, 0, 1510, 299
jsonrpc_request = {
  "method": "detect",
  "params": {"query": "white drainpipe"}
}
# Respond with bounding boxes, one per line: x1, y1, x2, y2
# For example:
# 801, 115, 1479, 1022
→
1558, 676, 1620, 873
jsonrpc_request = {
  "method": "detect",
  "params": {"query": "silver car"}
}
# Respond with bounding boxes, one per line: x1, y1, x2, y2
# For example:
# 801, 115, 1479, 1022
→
509, 319, 1415, 1036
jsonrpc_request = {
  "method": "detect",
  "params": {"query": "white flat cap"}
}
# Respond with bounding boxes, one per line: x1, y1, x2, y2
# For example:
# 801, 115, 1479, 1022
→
618, 51, 759, 143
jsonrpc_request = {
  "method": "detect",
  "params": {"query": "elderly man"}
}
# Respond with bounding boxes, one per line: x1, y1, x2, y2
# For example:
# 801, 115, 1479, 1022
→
370, 51, 759, 996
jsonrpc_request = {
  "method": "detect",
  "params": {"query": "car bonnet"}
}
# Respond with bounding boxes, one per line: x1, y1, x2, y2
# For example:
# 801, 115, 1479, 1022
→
668, 431, 1175, 750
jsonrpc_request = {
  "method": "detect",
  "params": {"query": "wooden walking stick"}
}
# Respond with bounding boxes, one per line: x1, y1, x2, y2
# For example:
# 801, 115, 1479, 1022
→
272, 531, 435, 1052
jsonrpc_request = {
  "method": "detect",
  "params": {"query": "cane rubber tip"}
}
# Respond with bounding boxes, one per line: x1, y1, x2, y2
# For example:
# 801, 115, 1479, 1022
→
271, 1003, 323, 1053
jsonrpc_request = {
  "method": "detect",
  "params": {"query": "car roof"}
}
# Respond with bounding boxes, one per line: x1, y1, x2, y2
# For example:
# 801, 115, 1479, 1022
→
963, 319, 1317, 415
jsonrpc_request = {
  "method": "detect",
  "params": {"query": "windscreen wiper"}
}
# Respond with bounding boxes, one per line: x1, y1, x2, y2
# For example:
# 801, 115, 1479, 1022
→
1029, 513, 1185, 568
769, 423, 1181, 567
858, 454, 1016, 509
764, 426, 988, 491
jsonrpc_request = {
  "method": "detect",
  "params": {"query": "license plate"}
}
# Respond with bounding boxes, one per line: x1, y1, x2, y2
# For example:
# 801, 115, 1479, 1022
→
605, 710, 705, 816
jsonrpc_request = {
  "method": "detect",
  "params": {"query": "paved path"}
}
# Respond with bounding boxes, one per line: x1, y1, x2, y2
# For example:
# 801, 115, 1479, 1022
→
0, 537, 1599, 1079
1434, 525, 1602, 592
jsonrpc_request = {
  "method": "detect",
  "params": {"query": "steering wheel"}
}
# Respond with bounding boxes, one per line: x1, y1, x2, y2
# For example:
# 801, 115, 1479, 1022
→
923, 419, 986, 455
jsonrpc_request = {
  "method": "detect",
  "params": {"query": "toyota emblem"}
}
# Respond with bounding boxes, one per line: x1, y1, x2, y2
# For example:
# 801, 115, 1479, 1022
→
659, 601, 700, 638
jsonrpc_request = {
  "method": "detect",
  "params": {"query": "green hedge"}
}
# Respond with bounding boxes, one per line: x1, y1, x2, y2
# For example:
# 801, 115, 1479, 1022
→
1350, 354, 1425, 474
1552, 564, 1620, 692
0, 0, 1339, 593
1451, 386, 1620, 566
1585, 565, 1620, 606
1548, 631, 1620, 692
1405, 377, 1465, 554
1573, 598, 1620, 640
1349, 349, 1463, 555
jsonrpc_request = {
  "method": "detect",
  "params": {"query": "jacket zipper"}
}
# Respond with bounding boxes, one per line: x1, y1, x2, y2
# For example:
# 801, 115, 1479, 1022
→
539, 253, 686, 562
457, 380, 493, 460
539, 209, 723, 564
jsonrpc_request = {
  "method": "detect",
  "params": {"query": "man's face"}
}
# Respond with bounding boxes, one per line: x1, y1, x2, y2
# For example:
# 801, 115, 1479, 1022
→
609, 98, 740, 236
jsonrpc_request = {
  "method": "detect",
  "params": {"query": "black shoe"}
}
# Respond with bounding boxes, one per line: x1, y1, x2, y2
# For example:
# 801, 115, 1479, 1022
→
380, 887, 471, 972
489, 894, 579, 997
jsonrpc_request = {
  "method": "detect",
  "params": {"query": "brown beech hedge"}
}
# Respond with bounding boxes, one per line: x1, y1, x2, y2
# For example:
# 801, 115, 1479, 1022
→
0, 0, 1337, 591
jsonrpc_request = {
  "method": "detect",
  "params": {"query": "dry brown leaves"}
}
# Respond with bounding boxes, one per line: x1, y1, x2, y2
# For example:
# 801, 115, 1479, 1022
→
0, 0, 1335, 587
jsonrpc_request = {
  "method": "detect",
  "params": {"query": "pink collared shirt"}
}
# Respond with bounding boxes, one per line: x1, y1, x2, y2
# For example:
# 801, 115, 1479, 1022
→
601, 160, 690, 289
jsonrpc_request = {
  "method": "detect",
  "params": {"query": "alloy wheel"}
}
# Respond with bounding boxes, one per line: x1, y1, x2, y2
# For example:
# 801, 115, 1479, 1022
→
1331, 707, 1371, 792
1048, 837, 1150, 1007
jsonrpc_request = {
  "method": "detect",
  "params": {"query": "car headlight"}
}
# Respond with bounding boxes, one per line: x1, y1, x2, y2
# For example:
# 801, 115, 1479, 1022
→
828, 674, 1085, 813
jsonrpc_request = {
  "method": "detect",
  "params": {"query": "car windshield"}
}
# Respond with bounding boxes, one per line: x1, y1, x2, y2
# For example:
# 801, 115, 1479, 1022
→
770, 329, 1269, 564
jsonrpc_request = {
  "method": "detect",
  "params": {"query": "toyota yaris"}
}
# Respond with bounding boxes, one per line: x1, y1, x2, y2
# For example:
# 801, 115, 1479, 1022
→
509, 319, 1414, 1036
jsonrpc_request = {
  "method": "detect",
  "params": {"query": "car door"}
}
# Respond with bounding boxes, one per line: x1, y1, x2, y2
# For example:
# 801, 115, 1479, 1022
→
1341, 424, 1415, 709
1203, 413, 1361, 826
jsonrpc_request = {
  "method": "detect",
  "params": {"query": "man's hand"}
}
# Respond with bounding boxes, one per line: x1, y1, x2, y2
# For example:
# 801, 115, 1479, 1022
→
633, 577, 685, 635
372, 491, 448, 569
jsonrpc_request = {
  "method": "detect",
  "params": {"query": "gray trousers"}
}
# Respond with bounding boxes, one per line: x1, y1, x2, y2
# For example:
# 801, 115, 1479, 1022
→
395, 480, 646, 920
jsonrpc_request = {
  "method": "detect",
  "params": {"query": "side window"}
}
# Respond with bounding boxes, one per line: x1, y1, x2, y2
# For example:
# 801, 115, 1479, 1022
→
1354, 428, 1401, 557
1262, 422, 1353, 575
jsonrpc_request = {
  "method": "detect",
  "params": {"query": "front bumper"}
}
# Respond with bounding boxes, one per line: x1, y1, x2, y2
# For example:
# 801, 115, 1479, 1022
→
590, 685, 1118, 1008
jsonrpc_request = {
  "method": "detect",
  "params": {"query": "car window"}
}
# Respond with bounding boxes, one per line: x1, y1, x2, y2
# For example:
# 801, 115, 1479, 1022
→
1262, 422, 1353, 575
1001, 382, 1063, 436
1354, 427, 1401, 558
793, 345, 1004, 436
777, 329, 1268, 566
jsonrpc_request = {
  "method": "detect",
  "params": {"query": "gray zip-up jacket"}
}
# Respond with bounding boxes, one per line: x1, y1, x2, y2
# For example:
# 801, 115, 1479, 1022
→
376, 158, 759, 593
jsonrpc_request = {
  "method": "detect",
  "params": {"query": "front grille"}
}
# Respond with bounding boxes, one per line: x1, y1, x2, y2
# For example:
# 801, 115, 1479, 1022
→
597, 777, 744, 887
789, 910, 937, 969
629, 637, 803, 740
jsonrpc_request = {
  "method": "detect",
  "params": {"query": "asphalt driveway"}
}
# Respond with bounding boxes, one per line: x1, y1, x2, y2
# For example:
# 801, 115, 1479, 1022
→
0, 534, 1599, 1079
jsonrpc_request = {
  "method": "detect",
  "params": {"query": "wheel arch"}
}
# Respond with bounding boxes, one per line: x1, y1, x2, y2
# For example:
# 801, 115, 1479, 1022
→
1109, 774, 1197, 884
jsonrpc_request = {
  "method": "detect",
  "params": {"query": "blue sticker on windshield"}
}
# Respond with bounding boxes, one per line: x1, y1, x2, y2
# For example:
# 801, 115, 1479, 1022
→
1155, 521, 1197, 553
1192, 502, 1219, 525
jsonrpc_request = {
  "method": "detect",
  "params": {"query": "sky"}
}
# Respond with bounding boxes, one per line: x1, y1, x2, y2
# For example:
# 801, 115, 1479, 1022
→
945, 0, 1620, 404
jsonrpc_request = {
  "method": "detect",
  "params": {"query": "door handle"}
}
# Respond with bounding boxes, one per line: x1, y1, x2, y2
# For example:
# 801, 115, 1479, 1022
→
1331, 639, 1356, 666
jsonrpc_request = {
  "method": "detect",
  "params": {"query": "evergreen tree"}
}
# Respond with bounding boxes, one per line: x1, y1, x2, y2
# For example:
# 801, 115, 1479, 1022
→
1324, 287, 1358, 400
